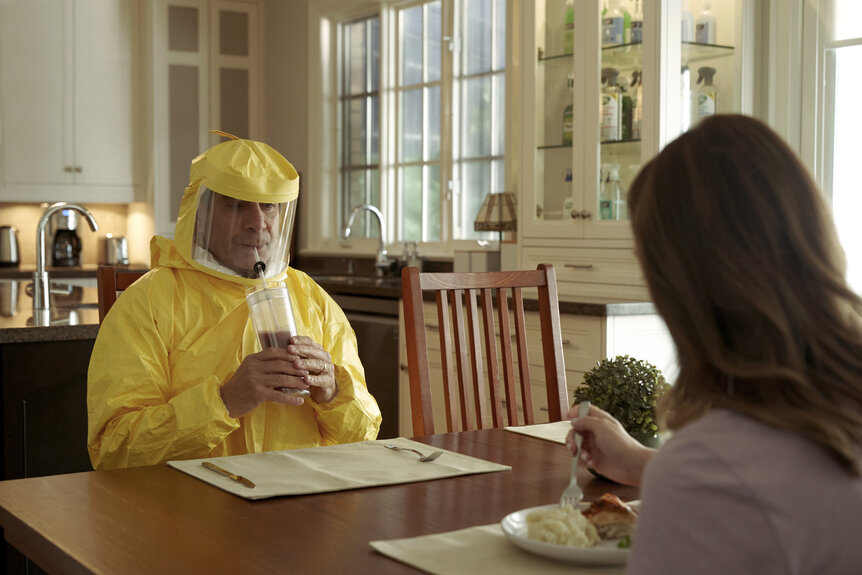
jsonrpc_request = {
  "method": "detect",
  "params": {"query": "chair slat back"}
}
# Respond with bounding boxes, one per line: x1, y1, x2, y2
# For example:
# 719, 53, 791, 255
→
402, 264, 569, 436
97, 266, 146, 323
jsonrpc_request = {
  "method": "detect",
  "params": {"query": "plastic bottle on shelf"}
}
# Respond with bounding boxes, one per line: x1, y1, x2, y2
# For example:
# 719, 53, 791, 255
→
681, 0, 695, 43
622, 1, 632, 44
619, 74, 633, 141
696, 66, 717, 121
599, 165, 613, 220
630, 0, 643, 43
562, 73, 574, 145
631, 70, 642, 140
681, 64, 692, 133
602, 0, 625, 46
696, 1, 717, 44
564, 0, 574, 54
600, 68, 622, 142
606, 164, 627, 220
563, 168, 574, 217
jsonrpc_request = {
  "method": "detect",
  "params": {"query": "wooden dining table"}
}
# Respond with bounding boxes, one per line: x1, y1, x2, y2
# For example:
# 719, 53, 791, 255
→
0, 428, 638, 575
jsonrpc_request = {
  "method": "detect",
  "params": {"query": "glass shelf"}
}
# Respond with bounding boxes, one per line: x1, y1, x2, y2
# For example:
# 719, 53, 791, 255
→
600, 41, 734, 69
599, 138, 641, 146
538, 50, 575, 62
537, 143, 572, 151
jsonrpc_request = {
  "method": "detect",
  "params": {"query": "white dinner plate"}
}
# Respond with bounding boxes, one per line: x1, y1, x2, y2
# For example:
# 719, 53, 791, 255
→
500, 503, 636, 566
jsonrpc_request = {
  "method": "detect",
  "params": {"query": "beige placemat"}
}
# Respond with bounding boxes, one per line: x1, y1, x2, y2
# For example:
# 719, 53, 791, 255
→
168, 437, 510, 500
504, 421, 572, 444
370, 523, 625, 575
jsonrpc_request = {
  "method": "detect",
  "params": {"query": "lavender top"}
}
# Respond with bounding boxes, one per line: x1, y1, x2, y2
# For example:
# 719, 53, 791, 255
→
628, 409, 862, 574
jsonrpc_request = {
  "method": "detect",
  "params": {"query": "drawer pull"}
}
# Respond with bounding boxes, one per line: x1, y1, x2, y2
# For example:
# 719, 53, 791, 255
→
580, 210, 592, 219
564, 264, 594, 270
539, 337, 572, 346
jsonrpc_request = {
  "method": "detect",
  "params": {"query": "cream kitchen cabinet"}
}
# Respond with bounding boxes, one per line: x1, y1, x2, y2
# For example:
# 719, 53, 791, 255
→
519, 0, 751, 298
0, 0, 138, 204
397, 299, 675, 437
146, 0, 262, 238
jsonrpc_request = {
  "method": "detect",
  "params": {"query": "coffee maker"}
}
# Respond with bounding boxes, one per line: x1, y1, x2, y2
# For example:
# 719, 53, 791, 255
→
50, 208, 82, 267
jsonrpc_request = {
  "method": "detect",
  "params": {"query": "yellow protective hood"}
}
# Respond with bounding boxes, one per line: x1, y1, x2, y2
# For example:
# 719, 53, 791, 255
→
169, 133, 300, 286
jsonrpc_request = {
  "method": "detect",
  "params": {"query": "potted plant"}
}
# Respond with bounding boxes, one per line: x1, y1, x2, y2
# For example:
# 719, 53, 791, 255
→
573, 354, 670, 446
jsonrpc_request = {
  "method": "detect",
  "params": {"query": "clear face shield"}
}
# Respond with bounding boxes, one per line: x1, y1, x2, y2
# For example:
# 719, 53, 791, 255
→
192, 186, 296, 279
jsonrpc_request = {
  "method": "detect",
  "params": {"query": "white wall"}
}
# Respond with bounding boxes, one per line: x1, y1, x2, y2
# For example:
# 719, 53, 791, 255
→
263, 0, 311, 254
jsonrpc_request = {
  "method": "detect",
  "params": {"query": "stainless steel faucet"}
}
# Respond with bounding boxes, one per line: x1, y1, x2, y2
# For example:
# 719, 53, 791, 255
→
33, 203, 99, 311
343, 204, 393, 276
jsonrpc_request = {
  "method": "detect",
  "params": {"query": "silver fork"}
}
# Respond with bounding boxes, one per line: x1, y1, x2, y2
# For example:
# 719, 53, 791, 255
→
560, 400, 591, 508
383, 444, 443, 462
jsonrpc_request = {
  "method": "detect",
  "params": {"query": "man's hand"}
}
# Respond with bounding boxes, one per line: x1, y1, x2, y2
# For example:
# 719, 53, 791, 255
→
219, 347, 310, 418
287, 336, 339, 404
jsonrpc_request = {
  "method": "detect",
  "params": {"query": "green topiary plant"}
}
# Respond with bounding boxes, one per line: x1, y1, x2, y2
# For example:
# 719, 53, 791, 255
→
573, 354, 670, 440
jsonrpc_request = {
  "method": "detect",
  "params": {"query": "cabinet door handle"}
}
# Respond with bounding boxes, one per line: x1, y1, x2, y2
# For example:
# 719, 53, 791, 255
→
580, 210, 591, 219
564, 264, 594, 270
64, 166, 74, 173
399, 364, 408, 372
570, 210, 581, 219
74, 166, 83, 173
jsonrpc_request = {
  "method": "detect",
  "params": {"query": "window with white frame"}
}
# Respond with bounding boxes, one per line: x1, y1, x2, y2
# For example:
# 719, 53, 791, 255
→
814, 0, 862, 293
340, 15, 381, 239
325, 0, 507, 254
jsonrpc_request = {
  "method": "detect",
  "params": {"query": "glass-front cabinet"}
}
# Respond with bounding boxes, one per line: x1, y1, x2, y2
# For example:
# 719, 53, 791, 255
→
521, 0, 749, 246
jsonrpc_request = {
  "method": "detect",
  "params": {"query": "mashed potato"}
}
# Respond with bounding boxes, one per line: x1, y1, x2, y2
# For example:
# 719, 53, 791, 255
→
526, 506, 601, 547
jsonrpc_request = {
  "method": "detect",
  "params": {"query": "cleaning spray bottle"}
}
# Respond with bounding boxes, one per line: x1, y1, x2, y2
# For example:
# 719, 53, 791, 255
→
696, 66, 717, 122
600, 67, 622, 142
607, 164, 626, 220
599, 165, 613, 220
619, 73, 632, 141
631, 70, 642, 140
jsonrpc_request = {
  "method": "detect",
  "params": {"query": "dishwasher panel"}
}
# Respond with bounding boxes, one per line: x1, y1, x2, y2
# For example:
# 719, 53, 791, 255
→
342, 309, 400, 439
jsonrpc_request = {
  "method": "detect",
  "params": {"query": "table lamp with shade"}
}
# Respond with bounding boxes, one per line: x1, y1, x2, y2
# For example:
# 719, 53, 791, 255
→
472, 191, 517, 271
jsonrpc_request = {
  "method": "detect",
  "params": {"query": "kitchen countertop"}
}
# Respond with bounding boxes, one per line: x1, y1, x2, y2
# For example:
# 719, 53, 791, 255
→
0, 263, 150, 279
0, 271, 656, 345
310, 273, 656, 316
0, 279, 100, 343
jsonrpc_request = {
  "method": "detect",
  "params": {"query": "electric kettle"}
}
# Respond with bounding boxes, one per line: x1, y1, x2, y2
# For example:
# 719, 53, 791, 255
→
101, 234, 129, 266
0, 226, 20, 266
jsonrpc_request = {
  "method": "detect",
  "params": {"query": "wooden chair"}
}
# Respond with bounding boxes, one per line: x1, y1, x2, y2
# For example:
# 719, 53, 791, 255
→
401, 263, 569, 436
96, 266, 146, 323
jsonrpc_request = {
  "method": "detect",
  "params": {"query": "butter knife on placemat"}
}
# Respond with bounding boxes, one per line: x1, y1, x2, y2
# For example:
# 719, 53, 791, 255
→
201, 461, 256, 488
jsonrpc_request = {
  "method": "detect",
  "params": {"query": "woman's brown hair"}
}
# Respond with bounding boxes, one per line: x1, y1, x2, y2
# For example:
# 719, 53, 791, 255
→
628, 114, 862, 473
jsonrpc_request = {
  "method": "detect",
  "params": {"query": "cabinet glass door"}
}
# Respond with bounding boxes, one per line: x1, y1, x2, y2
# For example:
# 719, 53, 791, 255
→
533, 0, 577, 224
598, 5, 643, 224
677, 0, 737, 135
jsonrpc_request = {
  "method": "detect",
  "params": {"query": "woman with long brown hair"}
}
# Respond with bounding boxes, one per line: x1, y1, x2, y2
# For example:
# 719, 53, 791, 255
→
570, 114, 862, 573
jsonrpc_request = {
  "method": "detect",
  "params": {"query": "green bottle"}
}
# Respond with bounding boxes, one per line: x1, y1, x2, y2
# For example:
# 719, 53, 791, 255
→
565, 0, 574, 54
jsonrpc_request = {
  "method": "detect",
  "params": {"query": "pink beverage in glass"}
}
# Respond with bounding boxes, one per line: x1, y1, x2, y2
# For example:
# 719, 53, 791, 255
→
258, 330, 293, 350
246, 282, 308, 396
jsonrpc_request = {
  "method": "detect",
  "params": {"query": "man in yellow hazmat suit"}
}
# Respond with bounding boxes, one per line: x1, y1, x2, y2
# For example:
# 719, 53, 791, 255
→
87, 134, 382, 469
